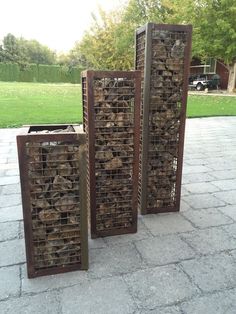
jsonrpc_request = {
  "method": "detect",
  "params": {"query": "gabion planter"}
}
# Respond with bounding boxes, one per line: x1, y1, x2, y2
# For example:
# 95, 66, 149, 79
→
135, 23, 192, 214
17, 125, 88, 278
82, 70, 141, 238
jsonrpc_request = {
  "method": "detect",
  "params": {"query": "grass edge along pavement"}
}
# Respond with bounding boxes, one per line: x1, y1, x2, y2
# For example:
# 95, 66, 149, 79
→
0, 82, 236, 127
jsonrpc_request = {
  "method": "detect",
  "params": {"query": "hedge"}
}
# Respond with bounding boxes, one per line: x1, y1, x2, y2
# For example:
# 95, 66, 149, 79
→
0, 63, 83, 83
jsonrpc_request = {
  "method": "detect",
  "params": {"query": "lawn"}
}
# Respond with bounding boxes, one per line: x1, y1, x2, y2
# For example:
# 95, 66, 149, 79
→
0, 82, 235, 127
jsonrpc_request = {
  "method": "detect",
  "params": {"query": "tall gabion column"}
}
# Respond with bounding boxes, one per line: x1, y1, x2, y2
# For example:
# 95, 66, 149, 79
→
82, 70, 141, 238
135, 23, 192, 214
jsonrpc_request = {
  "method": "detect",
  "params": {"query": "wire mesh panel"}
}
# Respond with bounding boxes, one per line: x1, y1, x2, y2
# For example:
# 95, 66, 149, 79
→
135, 23, 192, 214
82, 70, 141, 238
17, 125, 88, 278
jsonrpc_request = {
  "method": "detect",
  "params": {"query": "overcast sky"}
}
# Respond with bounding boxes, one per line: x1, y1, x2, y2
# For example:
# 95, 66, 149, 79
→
0, 0, 127, 53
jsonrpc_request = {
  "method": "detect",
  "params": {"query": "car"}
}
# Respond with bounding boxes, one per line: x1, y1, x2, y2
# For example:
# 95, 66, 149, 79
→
188, 74, 220, 91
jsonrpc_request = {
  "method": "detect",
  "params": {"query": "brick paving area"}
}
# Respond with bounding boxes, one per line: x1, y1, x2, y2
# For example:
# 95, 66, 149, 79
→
0, 117, 236, 314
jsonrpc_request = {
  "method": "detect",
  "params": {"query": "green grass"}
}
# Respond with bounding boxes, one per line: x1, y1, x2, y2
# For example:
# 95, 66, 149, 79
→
0, 82, 82, 128
187, 94, 236, 118
0, 82, 235, 128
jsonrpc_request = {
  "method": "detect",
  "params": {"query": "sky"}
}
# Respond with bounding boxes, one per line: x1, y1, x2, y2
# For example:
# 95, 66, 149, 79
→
0, 0, 127, 53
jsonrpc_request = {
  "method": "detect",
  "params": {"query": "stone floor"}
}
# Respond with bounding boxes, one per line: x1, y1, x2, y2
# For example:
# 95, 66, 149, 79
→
0, 117, 236, 314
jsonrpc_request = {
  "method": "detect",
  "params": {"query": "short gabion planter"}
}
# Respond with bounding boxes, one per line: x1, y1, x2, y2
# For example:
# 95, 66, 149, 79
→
17, 125, 88, 278
135, 23, 192, 214
82, 70, 141, 238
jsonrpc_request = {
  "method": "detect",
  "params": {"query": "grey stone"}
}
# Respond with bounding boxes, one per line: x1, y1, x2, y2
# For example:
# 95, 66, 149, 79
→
222, 223, 236, 239
124, 265, 199, 309
5, 169, 19, 176
140, 306, 181, 314
0, 265, 20, 300
181, 227, 236, 255
142, 213, 194, 236
0, 163, 18, 171
104, 220, 151, 246
0, 239, 25, 266
214, 191, 236, 205
218, 205, 236, 221
179, 200, 192, 212
0, 176, 19, 186
182, 172, 216, 184
211, 179, 236, 191
181, 289, 236, 314
182, 208, 233, 229
0, 194, 21, 207
181, 186, 189, 196
183, 165, 212, 174
135, 235, 195, 266
180, 252, 236, 292
183, 194, 226, 209
21, 264, 89, 294
0, 205, 23, 222
211, 169, 236, 180
184, 182, 219, 194
0, 291, 61, 314
0, 221, 19, 242
88, 243, 144, 279
183, 158, 206, 166
61, 276, 137, 314
88, 237, 107, 249
1, 183, 21, 195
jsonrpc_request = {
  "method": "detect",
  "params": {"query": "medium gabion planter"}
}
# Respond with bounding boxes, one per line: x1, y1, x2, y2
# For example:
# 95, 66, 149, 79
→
17, 125, 88, 278
135, 23, 192, 214
82, 70, 141, 238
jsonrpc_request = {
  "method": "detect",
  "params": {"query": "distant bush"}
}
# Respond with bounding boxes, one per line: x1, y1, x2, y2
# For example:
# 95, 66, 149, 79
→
0, 63, 83, 83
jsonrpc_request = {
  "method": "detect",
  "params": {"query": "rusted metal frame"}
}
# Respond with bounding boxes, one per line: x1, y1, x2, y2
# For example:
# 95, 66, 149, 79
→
17, 126, 88, 278
136, 23, 192, 214
175, 25, 192, 210
83, 71, 140, 238
139, 23, 152, 215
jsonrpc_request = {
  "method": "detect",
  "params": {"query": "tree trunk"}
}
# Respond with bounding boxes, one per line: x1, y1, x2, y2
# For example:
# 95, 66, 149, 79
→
227, 62, 236, 93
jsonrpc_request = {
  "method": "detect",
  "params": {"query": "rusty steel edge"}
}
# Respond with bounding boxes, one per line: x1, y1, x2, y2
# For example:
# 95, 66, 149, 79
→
17, 124, 88, 278
82, 71, 141, 238
135, 23, 192, 215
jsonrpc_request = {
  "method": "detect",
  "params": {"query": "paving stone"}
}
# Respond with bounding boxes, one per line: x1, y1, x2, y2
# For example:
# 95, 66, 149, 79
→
0, 291, 61, 314
0, 176, 19, 185
0, 265, 20, 300
1, 183, 21, 195
140, 306, 181, 314
211, 179, 236, 191
184, 182, 219, 194
104, 220, 151, 246
180, 252, 236, 293
183, 165, 212, 174
21, 264, 89, 294
183, 158, 206, 166
0, 221, 19, 242
214, 191, 236, 205
0, 193, 21, 207
222, 223, 236, 239
218, 205, 236, 221
0, 205, 23, 222
5, 169, 19, 176
182, 208, 233, 229
0, 163, 18, 171
181, 227, 236, 255
142, 213, 194, 236
182, 172, 216, 184
211, 169, 236, 180
181, 186, 189, 196
124, 265, 199, 309
181, 289, 236, 314
183, 193, 226, 209
88, 243, 144, 279
88, 237, 107, 249
61, 276, 137, 314
135, 235, 195, 266
179, 200, 192, 212
0, 239, 25, 266
230, 250, 236, 260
